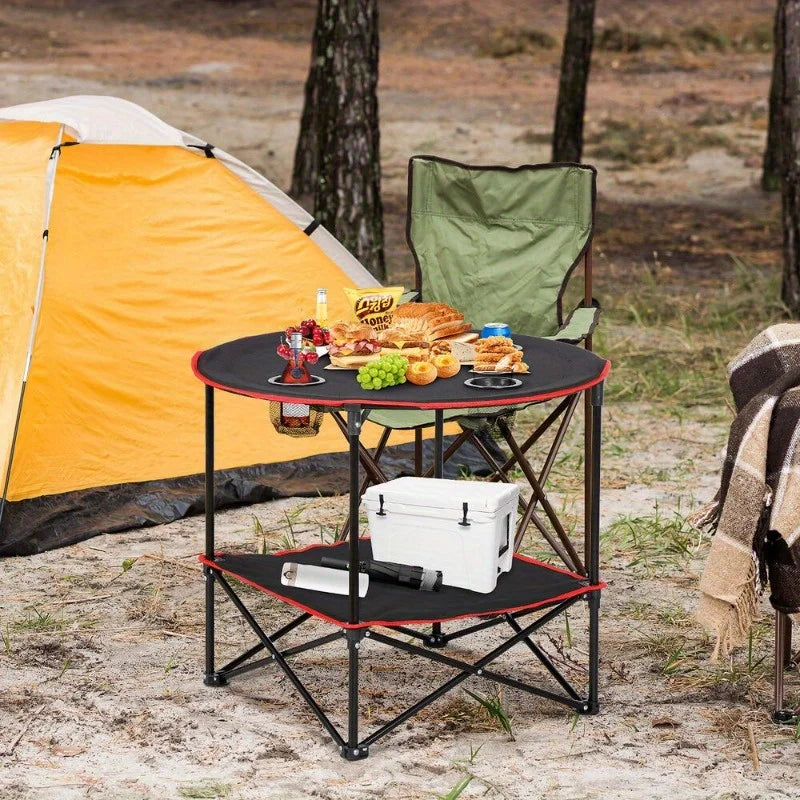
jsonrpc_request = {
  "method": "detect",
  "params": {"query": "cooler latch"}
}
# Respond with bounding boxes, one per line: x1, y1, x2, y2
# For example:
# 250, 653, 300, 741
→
377, 494, 386, 516
458, 502, 470, 527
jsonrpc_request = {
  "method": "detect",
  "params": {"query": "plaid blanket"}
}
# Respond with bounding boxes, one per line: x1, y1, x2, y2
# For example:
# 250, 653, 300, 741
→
696, 323, 800, 657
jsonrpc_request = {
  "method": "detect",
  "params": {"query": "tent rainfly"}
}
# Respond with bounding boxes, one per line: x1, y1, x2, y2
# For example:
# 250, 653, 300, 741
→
0, 95, 398, 555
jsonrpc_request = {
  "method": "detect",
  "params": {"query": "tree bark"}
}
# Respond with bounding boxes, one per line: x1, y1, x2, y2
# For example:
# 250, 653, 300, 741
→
763, 1, 785, 192
781, 0, 800, 314
313, 0, 385, 281
552, 0, 596, 163
290, 2, 323, 202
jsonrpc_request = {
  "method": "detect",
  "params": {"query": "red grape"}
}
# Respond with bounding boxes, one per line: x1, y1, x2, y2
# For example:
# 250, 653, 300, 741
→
276, 343, 291, 360
312, 329, 325, 345
304, 351, 319, 365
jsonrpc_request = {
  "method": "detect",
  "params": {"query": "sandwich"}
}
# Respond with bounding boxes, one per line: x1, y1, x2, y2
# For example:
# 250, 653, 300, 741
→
393, 302, 472, 341
328, 321, 382, 368
378, 325, 431, 363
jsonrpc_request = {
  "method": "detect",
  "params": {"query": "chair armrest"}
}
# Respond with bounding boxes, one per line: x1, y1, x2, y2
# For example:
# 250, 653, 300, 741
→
546, 300, 601, 344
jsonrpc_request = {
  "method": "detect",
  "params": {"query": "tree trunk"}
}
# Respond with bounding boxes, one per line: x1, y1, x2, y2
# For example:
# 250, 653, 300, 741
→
552, 0, 596, 163
781, 0, 800, 314
290, 2, 323, 203
313, 0, 385, 281
763, 1, 785, 192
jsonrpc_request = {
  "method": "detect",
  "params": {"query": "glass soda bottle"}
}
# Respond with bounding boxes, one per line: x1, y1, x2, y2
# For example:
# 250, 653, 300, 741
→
280, 332, 311, 385
315, 288, 328, 328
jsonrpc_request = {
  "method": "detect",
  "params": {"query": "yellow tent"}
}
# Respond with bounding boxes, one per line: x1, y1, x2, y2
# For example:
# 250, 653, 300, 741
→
0, 95, 400, 555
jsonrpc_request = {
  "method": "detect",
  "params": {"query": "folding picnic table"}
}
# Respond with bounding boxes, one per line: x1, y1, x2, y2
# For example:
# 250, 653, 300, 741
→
192, 331, 609, 759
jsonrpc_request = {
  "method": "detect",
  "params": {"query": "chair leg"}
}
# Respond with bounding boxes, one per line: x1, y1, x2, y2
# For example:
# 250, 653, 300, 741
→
497, 417, 584, 575
774, 610, 797, 723
784, 613, 794, 669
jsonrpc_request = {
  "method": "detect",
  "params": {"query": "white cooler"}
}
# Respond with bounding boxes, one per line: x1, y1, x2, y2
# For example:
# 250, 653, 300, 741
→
364, 477, 519, 593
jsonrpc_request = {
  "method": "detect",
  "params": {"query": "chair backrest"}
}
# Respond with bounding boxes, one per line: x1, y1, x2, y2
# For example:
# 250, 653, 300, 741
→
406, 156, 595, 337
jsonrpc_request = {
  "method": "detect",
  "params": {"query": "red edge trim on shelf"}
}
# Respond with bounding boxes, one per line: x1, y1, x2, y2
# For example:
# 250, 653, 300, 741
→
197, 539, 606, 630
191, 350, 611, 410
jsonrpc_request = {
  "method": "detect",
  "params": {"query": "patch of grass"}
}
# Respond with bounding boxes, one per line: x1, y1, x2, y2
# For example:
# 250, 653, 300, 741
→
681, 23, 730, 53
464, 687, 515, 740
599, 256, 788, 405
658, 605, 693, 628
480, 26, 556, 58
178, 783, 231, 799
513, 129, 551, 145
596, 20, 770, 55
12, 608, 66, 633
596, 24, 674, 53
637, 631, 700, 677
437, 775, 474, 800
603, 505, 701, 574
587, 117, 731, 164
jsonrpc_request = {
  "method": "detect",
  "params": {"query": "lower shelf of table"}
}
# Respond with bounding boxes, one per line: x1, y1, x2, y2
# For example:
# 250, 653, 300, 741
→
199, 540, 603, 630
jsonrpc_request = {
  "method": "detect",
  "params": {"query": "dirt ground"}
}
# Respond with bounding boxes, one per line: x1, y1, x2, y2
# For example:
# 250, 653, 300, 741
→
1, 2, 798, 799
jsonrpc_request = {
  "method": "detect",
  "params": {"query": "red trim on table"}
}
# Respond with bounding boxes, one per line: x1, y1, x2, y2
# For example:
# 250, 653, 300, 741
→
191, 350, 611, 410
197, 542, 605, 630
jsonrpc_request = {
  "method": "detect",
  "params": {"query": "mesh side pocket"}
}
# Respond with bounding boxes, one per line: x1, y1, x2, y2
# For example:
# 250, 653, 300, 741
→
268, 402, 324, 438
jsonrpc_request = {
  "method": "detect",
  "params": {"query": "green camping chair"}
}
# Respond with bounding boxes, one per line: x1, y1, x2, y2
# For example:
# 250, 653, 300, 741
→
336, 156, 599, 573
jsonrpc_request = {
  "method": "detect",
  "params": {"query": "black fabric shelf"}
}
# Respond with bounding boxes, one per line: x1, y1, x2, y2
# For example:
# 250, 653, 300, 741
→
200, 540, 603, 629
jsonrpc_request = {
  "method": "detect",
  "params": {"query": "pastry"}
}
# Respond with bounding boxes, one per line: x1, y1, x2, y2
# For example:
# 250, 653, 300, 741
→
432, 353, 461, 378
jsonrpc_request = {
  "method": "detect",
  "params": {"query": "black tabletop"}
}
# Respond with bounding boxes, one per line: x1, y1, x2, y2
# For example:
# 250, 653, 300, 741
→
192, 332, 609, 410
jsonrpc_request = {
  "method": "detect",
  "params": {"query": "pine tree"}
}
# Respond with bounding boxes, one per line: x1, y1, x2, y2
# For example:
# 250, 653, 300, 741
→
552, 0, 596, 163
298, 0, 385, 280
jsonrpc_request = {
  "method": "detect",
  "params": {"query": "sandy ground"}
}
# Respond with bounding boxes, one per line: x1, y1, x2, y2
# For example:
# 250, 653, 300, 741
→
1, 2, 798, 798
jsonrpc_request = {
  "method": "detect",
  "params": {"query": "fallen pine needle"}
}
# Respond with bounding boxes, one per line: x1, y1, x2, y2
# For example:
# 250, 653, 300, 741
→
59, 594, 114, 606
140, 554, 200, 572
3, 704, 45, 756
747, 723, 760, 771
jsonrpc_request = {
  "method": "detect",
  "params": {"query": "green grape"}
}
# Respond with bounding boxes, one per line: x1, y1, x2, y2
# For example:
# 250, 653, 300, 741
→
372, 378, 382, 389
398, 375, 406, 383
377, 369, 385, 379
368, 367, 378, 377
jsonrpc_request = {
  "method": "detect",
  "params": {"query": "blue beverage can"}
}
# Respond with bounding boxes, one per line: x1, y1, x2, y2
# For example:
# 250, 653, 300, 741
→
480, 322, 511, 339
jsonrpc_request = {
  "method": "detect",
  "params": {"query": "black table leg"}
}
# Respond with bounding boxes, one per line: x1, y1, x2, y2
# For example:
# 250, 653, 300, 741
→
588, 381, 603, 712
434, 409, 444, 478
204, 386, 226, 687
428, 408, 445, 647
344, 407, 368, 759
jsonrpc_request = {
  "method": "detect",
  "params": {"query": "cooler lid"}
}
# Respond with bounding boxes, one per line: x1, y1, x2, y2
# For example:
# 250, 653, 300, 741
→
364, 477, 518, 513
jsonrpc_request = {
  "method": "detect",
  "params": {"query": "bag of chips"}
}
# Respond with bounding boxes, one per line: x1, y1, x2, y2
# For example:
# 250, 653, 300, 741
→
343, 286, 404, 332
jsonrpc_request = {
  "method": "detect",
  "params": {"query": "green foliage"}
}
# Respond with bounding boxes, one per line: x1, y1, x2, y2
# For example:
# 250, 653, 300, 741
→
481, 27, 556, 58
599, 256, 788, 406
588, 118, 731, 165
595, 20, 771, 54
437, 775, 474, 800
178, 783, 231, 799
12, 607, 66, 633
603, 504, 701, 574
464, 687, 515, 740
